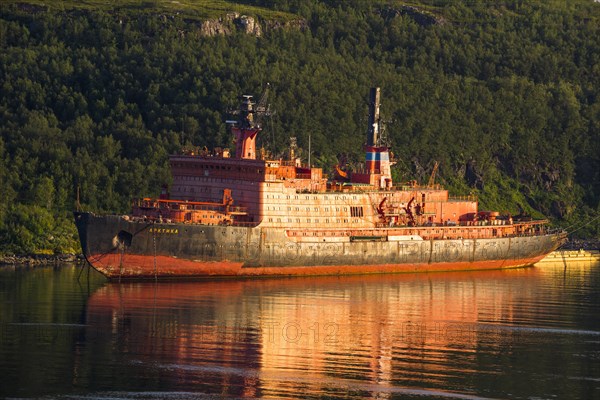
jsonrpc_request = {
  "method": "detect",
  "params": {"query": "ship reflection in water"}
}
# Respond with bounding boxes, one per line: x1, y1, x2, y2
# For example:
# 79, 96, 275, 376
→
81, 261, 600, 399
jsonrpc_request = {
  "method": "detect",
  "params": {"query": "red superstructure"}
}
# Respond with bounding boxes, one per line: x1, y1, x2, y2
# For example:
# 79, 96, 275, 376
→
160, 87, 482, 231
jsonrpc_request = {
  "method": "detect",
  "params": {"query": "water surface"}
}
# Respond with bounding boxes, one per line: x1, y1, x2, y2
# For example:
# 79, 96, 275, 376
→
0, 261, 599, 399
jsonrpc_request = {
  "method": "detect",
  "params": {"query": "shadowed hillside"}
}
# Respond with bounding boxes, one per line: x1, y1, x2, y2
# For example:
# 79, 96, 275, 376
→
0, 0, 598, 254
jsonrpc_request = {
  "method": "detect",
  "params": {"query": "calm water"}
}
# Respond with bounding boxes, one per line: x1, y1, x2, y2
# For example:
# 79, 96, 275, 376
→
1, 261, 599, 399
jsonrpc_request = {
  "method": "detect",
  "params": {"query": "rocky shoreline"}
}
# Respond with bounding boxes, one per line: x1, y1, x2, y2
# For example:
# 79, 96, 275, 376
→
0, 254, 83, 266
561, 238, 600, 251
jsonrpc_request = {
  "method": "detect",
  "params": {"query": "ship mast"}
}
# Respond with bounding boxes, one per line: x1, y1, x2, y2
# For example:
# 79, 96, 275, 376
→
366, 87, 381, 147
365, 87, 393, 188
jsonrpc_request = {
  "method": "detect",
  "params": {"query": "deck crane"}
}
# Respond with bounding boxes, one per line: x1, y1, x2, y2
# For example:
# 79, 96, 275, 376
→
427, 161, 439, 188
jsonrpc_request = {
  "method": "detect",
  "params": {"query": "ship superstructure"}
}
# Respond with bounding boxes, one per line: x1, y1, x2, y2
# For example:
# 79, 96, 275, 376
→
75, 88, 565, 279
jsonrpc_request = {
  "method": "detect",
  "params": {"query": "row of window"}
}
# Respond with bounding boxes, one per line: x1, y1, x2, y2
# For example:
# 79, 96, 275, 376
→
280, 228, 504, 238
265, 206, 355, 213
264, 193, 361, 201
174, 175, 258, 185
267, 218, 360, 224
178, 187, 210, 193
173, 176, 256, 186
173, 163, 263, 174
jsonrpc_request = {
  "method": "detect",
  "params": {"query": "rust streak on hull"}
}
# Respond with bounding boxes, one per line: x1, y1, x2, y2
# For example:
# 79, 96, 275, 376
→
88, 253, 547, 280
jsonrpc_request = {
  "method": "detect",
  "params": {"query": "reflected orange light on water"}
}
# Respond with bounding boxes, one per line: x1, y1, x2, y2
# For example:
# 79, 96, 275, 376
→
85, 262, 597, 397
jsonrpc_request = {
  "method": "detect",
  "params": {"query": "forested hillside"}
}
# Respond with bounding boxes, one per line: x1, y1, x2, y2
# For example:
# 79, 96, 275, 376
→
1, 0, 599, 255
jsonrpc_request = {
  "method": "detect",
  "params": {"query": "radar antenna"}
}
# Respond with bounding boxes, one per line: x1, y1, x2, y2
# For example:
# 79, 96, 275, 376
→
226, 84, 273, 160
226, 84, 272, 130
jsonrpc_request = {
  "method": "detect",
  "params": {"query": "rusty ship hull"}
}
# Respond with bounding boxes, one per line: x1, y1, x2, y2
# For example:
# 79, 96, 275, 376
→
75, 212, 564, 280
75, 87, 566, 280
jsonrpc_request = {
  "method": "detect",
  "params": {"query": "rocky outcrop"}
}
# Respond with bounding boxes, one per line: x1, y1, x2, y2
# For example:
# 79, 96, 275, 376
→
198, 13, 306, 37
379, 5, 447, 26
236, 15, 262, 36
199, 18, 233, 36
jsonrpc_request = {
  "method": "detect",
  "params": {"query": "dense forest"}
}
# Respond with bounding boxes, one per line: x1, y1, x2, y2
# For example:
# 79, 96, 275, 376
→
0, 0, 599, 255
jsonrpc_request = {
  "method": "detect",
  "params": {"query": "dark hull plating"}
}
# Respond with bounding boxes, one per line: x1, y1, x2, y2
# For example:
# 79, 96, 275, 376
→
75, 212, 565, 280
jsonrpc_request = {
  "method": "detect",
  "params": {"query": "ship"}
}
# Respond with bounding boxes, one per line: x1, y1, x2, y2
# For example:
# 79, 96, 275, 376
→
74, 87, 566, 280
